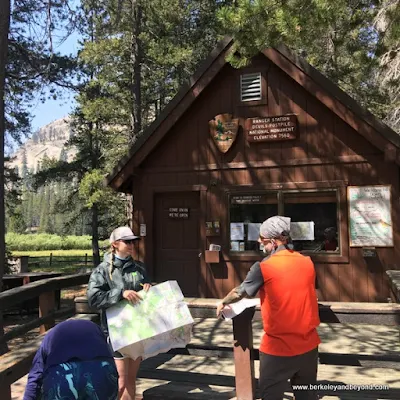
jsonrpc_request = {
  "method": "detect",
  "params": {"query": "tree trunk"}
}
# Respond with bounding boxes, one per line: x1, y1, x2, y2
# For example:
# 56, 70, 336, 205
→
91, 204, 100, 266
0, 0, 11, 356
130, 0, 142, 141
87, 120, 101, 267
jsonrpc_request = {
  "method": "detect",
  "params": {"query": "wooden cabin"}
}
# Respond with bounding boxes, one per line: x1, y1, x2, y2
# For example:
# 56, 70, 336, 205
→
107, 38, 400, 302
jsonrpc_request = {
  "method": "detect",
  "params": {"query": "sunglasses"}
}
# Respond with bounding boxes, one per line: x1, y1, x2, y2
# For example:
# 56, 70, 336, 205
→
120, 239, 135, 244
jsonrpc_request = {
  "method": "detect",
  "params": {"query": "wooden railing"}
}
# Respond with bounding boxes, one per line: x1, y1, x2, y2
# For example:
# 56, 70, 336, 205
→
75, 297, 400, 400
387, 270, 400, 303
1, 275, 400, 400
0, 273, 91, 399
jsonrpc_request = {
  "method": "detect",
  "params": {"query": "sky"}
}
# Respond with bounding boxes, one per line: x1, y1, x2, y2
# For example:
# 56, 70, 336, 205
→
30, 31, 80, 132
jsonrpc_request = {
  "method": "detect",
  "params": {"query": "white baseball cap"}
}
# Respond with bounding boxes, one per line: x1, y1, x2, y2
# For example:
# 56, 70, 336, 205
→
109, 226, 140, 243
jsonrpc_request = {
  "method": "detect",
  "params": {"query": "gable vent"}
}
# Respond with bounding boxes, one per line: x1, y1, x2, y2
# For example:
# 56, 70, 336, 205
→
240, 73, 262, 102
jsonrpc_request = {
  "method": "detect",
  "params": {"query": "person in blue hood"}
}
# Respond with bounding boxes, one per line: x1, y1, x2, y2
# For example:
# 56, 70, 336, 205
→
87, 226, 152, 400
23, 319, 118, 400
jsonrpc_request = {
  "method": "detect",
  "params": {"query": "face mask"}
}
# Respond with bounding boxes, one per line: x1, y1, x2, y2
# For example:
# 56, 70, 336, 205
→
262, 239, 277, 255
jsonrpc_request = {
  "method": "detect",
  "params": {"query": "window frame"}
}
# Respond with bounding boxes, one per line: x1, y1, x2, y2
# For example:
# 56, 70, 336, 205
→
226, 182, 349, 264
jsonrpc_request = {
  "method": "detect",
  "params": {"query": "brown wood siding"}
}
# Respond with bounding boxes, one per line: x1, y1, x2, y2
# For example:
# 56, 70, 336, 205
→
136, 55, 398, 302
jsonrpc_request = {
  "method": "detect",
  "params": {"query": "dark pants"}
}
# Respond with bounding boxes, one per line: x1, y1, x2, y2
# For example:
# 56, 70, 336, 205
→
41, 357, 118, 400
259, 347, 319, 400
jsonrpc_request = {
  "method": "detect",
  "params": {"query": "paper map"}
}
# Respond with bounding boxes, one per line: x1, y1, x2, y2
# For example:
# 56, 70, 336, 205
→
106, 280, 194, 360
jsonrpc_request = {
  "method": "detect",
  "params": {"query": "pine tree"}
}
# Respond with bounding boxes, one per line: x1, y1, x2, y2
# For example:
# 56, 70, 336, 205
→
0, 0, 11, 355
374, 0, 400, 131
217, 0, 392, 126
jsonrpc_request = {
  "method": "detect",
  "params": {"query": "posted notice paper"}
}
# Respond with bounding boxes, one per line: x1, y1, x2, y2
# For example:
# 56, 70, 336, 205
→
247, 223, 262, 241
290, 221, 315, 241
230, 222, 244, 241
220, 298, 260, 320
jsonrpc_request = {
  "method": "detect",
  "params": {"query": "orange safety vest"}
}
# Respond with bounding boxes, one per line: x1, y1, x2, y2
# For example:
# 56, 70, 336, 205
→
259, 249, 321, 356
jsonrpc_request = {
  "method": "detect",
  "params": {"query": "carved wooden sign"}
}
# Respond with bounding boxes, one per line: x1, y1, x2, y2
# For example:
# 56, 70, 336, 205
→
245, 114, 298, 142
209, 114, 239, 153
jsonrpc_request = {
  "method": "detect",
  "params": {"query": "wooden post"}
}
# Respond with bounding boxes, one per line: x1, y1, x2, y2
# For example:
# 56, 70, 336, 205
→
39, 291, 55, 334
85, 253, 88, 265
0, 385, 11, 400
49, 253, 53, 267
232, 307, 256, 400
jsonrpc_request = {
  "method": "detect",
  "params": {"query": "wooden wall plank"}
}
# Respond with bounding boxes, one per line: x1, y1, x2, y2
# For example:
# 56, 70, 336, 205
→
323, 264, 340, 301
136, 53, 400, 303
338, 264, 354, 302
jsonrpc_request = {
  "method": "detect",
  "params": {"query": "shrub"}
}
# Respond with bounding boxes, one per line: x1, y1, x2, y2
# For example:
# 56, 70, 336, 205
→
6, 233, 109, 251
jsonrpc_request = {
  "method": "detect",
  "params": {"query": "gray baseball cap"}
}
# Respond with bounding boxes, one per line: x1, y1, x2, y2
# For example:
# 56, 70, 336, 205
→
109, 226, 140, 243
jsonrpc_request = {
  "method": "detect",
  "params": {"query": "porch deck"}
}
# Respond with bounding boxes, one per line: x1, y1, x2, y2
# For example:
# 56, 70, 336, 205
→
11, 318, 400, 399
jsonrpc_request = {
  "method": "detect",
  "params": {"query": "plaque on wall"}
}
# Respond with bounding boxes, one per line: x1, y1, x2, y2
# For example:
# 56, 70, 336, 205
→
209, 113, 239, 153
168, 208, 189, 219
245, 114, 298, 142
362, 247, 377, 257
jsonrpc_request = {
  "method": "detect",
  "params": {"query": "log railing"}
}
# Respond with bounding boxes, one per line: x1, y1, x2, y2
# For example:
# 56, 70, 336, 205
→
0, 273, 90, 337
0, 273, 91, 400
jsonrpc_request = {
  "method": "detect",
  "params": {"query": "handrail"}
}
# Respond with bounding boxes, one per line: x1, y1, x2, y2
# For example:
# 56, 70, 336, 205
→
0, 273, 90, 311
0, 307, 75, 346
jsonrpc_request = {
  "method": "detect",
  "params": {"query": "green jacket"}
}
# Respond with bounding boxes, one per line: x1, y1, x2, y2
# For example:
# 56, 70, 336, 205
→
87, 252, 151, 335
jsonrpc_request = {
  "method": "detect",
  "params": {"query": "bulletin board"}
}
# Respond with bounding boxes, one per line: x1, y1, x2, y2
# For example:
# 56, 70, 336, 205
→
348, 185, 393, 247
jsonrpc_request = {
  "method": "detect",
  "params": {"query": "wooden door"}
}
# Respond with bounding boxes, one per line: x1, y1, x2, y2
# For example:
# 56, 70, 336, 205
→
154, 192, 201, 297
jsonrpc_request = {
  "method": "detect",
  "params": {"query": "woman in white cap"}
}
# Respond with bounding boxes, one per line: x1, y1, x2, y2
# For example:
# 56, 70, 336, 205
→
87, 226, 152, 400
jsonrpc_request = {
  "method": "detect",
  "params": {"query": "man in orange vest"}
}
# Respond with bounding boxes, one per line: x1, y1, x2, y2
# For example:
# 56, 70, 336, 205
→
217, 216, 320, 400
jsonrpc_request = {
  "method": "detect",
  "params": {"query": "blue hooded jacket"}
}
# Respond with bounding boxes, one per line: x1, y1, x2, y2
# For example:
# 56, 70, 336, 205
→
23, 319, 113, 400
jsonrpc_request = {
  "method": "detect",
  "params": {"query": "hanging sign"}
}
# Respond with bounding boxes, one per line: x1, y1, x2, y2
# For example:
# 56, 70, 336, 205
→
245, 114, 298, 142
348, 185, 393, 247
209, 113, 239, 153
231, 195, 272, 204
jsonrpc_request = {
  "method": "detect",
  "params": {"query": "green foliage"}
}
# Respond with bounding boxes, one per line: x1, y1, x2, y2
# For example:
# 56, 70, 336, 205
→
217, 0, 395, 126
4, 158, 25, 233
79, 170, 108, 208
374, 0, 400, 131
6, 233, 109, 251
6, 1, 77, 145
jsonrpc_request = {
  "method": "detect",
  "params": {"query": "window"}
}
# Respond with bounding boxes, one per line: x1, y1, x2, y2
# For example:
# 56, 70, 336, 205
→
229, 190, 340, 254
240, 73, 262, 102
283, 191, 339, 253
230, 193, 278, 251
